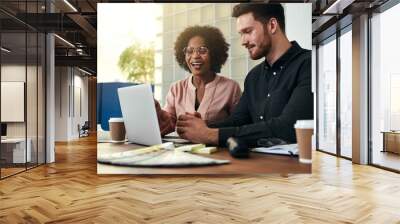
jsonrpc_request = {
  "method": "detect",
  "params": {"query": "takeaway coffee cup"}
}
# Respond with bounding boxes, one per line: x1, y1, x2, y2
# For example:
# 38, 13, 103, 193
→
109, 117, 126, 142
294, 120, 314, 164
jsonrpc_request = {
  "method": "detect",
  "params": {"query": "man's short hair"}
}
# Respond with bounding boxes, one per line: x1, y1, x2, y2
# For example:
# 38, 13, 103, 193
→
232, 3, 285, 33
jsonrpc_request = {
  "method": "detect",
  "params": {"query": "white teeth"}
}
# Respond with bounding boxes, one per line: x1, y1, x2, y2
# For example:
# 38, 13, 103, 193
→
191, 62, 203, 69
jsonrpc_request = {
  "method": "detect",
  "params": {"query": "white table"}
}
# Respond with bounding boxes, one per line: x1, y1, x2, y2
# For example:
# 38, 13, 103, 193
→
1, 138, 31, 163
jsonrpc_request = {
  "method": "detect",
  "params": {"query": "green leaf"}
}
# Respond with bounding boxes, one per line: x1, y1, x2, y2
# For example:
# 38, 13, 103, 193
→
118, 43, 155, 83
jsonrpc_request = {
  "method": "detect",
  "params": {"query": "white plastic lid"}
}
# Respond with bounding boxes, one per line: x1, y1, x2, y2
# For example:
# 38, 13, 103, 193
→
294, 120, 314, 129
109, 117, 124, 122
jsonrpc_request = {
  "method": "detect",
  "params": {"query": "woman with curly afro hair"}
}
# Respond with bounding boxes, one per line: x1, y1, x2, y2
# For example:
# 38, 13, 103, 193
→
155, 25, 241, 136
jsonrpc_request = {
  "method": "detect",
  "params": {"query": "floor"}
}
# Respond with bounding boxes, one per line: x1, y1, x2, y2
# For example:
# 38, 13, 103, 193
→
0, 163, 43, 178
372, 150, 400, 171
0, 135, 400, 223
0, 167, 25, 177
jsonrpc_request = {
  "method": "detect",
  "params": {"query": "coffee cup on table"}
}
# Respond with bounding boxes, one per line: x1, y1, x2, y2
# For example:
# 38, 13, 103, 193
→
294, 120, 314, 164
109, 117, 126, 142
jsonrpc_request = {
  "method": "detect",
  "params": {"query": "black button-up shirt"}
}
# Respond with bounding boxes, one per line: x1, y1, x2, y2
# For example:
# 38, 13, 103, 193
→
210, 41, 313, 147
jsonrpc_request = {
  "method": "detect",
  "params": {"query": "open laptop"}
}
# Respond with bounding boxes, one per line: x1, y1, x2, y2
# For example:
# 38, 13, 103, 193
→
118, 84, 190, 146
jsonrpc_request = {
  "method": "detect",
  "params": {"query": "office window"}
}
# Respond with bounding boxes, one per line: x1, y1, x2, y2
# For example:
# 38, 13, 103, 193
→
317, 36, 337, 154
371, 3, 400, 171
339, 29, 352, 158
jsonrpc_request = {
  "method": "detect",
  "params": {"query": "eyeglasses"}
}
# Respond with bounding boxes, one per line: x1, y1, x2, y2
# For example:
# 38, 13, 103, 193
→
183, 46, 209, 56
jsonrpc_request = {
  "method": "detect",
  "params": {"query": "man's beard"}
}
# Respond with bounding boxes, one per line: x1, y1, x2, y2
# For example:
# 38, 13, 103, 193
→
250, 31, 271, 60
250, 41, 270, 60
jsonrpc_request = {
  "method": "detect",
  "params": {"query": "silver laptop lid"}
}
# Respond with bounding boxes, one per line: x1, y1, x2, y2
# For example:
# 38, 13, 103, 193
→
118, 84, 162, 146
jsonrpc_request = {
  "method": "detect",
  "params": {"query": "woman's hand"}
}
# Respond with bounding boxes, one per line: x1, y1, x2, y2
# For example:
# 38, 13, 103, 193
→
154, 99, 175, 136
176, 112, 218, 145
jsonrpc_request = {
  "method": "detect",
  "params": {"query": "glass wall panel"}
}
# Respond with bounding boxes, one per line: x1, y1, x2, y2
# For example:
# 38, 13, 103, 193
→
339, 29, 352, 158
0, 1, 46, 178
38, 32, 46, 165
371, 3, 400, 171
317, 36, 337, 154
1, 31, 28, 177
27, 31, 38, 169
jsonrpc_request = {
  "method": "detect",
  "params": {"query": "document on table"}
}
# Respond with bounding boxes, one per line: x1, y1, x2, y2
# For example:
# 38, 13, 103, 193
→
98, 149, 230, 167
251, 144, 298, 156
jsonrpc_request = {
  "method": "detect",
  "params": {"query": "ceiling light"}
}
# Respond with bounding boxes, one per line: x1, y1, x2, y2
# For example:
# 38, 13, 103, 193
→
78, 67, 92, 76
63, 0, 78, 12
54, 34, 75, 48
322, 0, 354, 15
1, 47, 11, 53
76, 48, 87, 56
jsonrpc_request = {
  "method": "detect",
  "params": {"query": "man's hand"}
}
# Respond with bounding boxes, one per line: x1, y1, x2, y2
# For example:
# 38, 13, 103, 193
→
176, 113, 218, 145
154, 99, 174, 135
185, 111, 202, 118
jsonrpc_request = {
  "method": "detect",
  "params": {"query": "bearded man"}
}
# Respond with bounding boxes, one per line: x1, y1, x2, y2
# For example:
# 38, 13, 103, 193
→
177, 3, 313, 147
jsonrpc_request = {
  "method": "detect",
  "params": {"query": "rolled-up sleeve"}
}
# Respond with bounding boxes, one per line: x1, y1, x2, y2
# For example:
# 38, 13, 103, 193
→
163, 85, 178, 127
163, 85, 176, 115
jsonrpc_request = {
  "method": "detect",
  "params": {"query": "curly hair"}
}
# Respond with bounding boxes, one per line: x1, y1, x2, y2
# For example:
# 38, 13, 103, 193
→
174, 25, 229, 73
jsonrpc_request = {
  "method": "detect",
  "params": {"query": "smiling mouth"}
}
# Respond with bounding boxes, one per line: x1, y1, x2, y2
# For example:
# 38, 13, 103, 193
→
191, 62, 203, 70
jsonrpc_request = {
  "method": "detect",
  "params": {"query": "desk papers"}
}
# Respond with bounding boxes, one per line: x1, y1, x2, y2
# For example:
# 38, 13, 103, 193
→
98, 149, 229, 167
252, 144, 298, 156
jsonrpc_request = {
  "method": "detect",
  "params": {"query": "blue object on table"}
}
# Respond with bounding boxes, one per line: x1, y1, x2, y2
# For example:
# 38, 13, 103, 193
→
97, 82, 155, 131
